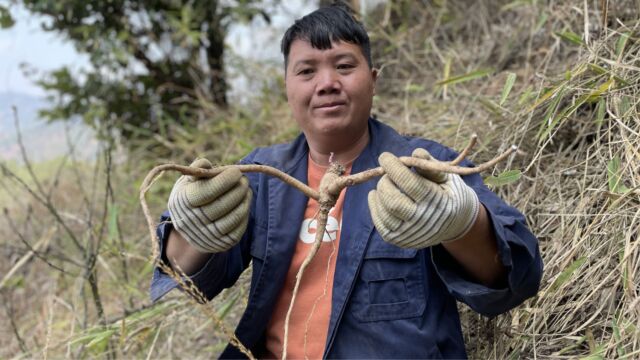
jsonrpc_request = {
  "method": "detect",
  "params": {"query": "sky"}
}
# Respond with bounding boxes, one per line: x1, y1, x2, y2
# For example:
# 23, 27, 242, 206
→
0, 4, 89, 96
0, 1, 316, 98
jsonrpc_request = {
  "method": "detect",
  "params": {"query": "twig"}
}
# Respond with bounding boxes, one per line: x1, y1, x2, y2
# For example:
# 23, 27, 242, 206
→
0, 162, 86, 253
1, 293, 29, 354
139, 135, 517, 358
0, 225, 63, 288
13, 107, 48, 203
3, 208, 78, 272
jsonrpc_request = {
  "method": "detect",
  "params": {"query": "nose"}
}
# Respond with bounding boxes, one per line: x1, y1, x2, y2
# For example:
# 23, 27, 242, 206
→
316, 68, 341, 95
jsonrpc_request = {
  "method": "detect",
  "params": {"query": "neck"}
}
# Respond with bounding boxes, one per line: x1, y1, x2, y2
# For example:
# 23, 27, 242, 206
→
307, 127, 370, 166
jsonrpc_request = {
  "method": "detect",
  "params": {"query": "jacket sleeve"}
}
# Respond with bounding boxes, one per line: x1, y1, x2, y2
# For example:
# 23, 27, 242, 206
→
149, 152, 259, 303
428, 144, 543, 317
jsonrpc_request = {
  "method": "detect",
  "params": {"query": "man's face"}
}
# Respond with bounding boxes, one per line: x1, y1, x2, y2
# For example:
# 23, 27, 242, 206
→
285, 39, 377, 144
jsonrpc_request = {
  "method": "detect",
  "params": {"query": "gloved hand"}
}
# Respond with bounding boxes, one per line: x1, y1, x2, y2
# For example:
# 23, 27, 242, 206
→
168, 158, 252, 253
367, 148, 480, 249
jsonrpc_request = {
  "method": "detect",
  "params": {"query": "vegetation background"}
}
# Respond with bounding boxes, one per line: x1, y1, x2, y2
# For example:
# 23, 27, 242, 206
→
1, 0, 638, 358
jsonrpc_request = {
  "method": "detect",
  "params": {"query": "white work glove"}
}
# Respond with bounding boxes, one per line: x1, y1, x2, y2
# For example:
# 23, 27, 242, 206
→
367, 149, 480, 249
167, 158, 251, 253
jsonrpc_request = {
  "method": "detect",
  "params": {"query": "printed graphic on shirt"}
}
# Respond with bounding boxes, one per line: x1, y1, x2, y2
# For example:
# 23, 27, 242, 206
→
298, 206, 341, 243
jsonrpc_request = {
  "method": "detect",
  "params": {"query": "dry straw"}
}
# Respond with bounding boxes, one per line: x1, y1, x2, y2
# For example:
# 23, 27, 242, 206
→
369, 1, 639, 358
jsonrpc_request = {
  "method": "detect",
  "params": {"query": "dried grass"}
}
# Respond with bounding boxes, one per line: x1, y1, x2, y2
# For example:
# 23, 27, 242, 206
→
369, 0, 639, 357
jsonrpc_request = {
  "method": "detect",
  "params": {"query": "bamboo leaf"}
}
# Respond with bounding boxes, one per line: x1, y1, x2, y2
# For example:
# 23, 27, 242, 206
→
588, 64, 608, 75
556, 336, 586, 356
500, 0, 534, 12
518, 86, 533, 106
579, 344, 605, 360
86, 329, 116, 350
436, 68, 493, 86
70, 329, 107, 346
538, 91, 590, 142
484, 170, 522, 187
549, 257, 586, 293
587, 79, 614, 102
595, 98, 606, 126
556, 30, 584, 46
612, 315, 626, 357
441, 57, 452, 96
618, 96, 631, 117
534, 12, 548, 32
405, 84, 425, 93
616, 32, 630, 57
478, 97, 503, 116
527, 82, 567, 112
499, 73, 517, 105
607, 157, 630, 194
216, 291, 241, 319
535, 85, 566, 140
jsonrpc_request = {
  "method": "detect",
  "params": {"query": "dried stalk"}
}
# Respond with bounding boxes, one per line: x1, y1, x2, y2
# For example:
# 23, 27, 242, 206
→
139, 137, 516, 358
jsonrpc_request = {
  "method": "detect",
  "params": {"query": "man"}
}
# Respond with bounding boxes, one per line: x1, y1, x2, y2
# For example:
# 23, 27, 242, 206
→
151, 4, 542, 359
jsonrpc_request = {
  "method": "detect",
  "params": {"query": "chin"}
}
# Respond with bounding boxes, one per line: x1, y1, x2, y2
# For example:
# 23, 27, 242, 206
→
316, 122, 350, 136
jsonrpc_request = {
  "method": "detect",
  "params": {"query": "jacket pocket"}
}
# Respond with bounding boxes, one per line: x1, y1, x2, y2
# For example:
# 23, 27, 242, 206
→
350, 233, 427, 322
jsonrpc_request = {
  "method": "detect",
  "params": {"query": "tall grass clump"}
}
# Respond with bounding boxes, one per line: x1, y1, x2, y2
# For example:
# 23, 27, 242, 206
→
369, 0, 639, 358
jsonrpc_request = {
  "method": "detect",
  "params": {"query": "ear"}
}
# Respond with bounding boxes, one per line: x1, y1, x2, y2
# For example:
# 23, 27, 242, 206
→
284, 70, 290, 100
371, 68, 379, 95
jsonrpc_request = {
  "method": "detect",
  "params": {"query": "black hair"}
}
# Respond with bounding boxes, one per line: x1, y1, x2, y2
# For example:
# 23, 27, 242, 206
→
280, 3, 372, 70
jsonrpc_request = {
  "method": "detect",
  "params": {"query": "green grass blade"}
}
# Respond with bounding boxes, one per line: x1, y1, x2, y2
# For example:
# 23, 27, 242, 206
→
607, 156, 630, 194
579, 344, 605, 360
436, 68, 493, 86
484, 170, 522, 187
549, 257, 587, 293
499, 73, 517, 106
587, 78, 614, 102
616, 32, 630, 57
535, 85, 566, 140
528, 82, 566, 112
216, 291, 241, 319
556, 30, 584, 46
595, 98, 606, 127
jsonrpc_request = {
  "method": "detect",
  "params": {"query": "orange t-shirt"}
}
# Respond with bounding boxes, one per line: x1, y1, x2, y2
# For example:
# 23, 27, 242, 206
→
264, 157, 351, 359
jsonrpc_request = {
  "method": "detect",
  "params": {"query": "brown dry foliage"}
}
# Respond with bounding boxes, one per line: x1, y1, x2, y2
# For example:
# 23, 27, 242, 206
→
370, 1, 639, 358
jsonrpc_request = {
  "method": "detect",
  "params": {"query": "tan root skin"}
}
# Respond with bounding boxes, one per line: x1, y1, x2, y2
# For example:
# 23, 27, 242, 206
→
139, 137, 516, 359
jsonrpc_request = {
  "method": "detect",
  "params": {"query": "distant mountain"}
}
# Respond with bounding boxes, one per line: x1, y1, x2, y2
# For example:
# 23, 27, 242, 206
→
0, 92, 96, 162
0, 92, 47, 132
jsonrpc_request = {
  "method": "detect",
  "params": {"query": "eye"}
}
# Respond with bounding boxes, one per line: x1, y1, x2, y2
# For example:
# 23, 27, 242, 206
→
337, 63, 355, 70
297, 68, 314, 76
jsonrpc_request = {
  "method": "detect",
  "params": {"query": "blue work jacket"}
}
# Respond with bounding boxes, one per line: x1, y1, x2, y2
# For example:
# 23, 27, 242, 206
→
150, 118, 543, 359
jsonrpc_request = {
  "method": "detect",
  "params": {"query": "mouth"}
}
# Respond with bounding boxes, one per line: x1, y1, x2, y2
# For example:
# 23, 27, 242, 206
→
314, 101, 347, 112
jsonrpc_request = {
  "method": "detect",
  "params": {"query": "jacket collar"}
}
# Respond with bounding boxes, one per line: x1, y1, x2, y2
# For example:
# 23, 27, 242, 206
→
250, 117, 414, 171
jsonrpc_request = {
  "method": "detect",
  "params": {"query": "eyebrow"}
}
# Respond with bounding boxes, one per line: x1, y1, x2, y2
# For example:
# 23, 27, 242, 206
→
291, 52, 360, 70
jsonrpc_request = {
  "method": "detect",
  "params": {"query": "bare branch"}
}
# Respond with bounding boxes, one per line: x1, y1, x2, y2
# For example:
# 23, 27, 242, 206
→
12, 107, 48, 200
3, 212, 76, 274
0, 162, 85, 253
